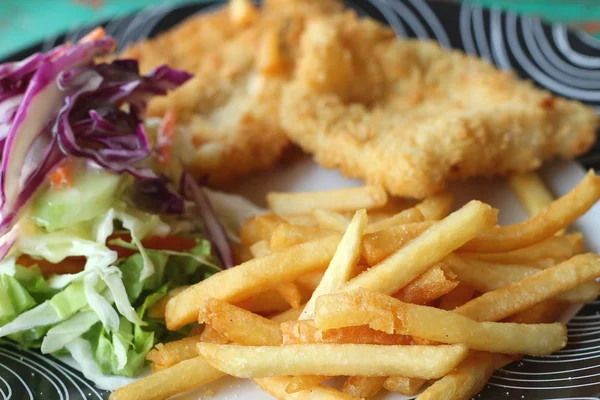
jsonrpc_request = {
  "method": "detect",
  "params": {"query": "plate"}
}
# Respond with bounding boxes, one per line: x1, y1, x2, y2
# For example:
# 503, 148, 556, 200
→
2, 1, 600, 399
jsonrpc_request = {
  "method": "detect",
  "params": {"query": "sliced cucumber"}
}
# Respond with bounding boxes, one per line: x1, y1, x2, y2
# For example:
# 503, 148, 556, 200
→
31, 169, 123, 231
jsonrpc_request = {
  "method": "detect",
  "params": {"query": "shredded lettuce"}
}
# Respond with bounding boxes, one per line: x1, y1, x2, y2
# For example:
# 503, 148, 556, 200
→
41, 311, 99, 354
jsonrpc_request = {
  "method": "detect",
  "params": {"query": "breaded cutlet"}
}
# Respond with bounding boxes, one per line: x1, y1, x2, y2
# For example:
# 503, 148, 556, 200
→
144, 0, 344, 186
280, 12, 598, 198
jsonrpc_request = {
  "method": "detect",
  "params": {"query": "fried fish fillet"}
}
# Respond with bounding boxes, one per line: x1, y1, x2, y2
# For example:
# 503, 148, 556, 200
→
280, 13, 598, 198
133, 0, 344, 185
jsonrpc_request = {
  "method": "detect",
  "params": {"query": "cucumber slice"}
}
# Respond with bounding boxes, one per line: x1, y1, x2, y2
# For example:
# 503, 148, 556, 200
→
31, 169, 122, 231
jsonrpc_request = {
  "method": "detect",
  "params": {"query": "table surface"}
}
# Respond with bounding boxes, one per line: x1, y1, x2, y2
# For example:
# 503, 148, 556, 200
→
1, 0, 600, 59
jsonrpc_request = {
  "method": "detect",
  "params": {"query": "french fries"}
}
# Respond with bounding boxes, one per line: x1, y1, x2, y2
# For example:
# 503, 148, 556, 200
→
199, 298, 282, 346
250, 240, 303, 308
454, 253, 600, 321
200, 325, 229, 344
462, 170, 600, 252
508, 172, 555, 216
447, 255, 600, 304
459, 233, 584, 264
109, 357, 224, 400
126, 170, 600, 400
270, 223, 338, 251
416, 352, 510, 400
438, 284, 475, 311
365, 207, 424, 233
345, 201, 497, 295
361, 222, 433, 265
285, 376, 329, 394
240, 214, 283, 247
146, 335, 204, 372
313, 209, 351, 231
254, 377, 356, 400
301, 210, 367, 319
314, 290, 567, 355
280, 320, 410, 345
393, 265, 458, 305
415, 192, 454, 220
384, 376, 426, 396
267, 185, 388, 214
167, 235, 339, 329
198, 343, 469, 379
343, 376, 386, 398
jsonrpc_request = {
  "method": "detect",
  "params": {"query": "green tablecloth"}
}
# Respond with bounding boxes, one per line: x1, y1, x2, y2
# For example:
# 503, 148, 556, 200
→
1, 0, 600, 59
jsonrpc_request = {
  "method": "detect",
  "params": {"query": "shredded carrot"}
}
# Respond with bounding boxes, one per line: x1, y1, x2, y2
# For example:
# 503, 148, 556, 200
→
49, 159, 76, 190
80, 27, 106, 43
157, 110, 177, 168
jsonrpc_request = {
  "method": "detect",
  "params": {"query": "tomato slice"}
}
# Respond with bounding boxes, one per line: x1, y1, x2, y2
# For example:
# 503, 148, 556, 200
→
17, 255, 86, 277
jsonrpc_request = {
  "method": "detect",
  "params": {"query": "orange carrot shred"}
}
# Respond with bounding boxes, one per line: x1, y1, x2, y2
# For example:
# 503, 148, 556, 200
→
80, 27, 106, 43
157, 110, 177, 167
49, 159, 76, 190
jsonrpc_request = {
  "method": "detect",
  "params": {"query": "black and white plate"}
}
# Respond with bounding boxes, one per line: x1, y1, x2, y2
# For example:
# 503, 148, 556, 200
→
2, 1, 600, 399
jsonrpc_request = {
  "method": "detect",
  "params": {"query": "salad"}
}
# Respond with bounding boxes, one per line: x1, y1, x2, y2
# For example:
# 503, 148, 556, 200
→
0, 28, 255, 387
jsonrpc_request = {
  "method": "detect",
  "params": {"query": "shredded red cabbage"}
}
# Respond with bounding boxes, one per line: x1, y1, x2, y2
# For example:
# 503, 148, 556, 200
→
0, 37, 192, 242
181, 172, 234, 269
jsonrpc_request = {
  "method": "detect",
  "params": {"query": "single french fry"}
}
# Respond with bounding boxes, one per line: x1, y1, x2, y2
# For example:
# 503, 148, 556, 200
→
438, 284, 475, 311
198, 343, 469, 379
285, 376, 329, 394
459, 233, 583, 264
365, 207, 424, 233
240, 214, 284, 247
250, 241, 303, 308
296, 271, 324, 293
508, 172, 555, 216
313, 209, 352, 231
267, 185, 388, 215
415, 192, 454, 220
280, 213, 319, 227
167, 236, 340, 330
342, 376, 386, 398
275, 282, 303, 309
200, 325, 229, 344
462, 171, 600, 252
344, 201, 497, 296
199, 298, 282, 346
392, 265, 458, 305
361, 222, 434, 265
314, 290, 566, 355
301, 210, 368, 319
368, 197, 417, 216
236, 289, 291, 314
416, 352, 510, 400
249, 240, 271, 257
280, 320, 410, 346
447, 256, 600, 304
384, 376, 426, 396
254, 377, 356, 400
270, 223, 339, 252
454, 253, 600, 322
271, 305, 303, 323
146, 335, 205, 372
147, 285, 189, 319
508, 299, 569, 324
109, 356, 224, 400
